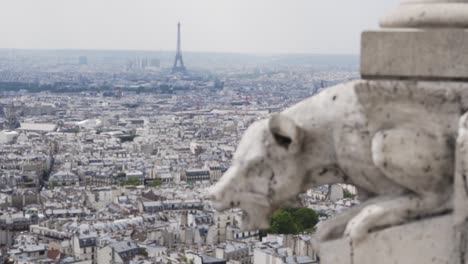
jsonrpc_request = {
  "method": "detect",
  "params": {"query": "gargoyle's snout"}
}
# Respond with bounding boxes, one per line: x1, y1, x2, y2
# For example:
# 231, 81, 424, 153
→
207, 167, 238, 211
207, 186, 230, 211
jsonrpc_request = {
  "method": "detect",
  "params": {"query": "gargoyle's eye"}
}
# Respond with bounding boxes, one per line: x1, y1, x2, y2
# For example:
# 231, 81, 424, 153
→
273, 132, 292, 149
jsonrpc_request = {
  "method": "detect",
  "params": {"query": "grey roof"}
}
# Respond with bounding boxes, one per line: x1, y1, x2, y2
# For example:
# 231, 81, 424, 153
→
19, 123, 57, 132
201, 255, 226, 264
224, 243, 248, 253
110, 240, 139, 253
186, 169, 210, 176
79, 235, 97, 248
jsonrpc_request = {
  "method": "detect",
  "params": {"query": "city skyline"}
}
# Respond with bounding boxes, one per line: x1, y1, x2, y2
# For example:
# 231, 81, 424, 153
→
0, 0, 400, 55
0, 43, 356, 263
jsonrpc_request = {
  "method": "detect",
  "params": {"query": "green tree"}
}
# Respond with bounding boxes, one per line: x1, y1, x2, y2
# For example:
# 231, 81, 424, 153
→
140, 248, 148, 258
343, 189, 355, 199
121, 177, 141, 186
268, 208, 319, 234
268, 209, 301, 234
49, 180, 59, 189
149, 179, 162, 187
292, 208, 319, 230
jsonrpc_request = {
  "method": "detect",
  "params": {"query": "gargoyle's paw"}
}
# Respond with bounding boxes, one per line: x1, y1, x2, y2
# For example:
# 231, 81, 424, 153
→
316, 226, 333, 242
344, 220, 368, 245
316, 221, 343, 241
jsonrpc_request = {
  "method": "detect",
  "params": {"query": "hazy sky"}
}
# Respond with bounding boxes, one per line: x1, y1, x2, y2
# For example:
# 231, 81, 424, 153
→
0, 0, 400, 54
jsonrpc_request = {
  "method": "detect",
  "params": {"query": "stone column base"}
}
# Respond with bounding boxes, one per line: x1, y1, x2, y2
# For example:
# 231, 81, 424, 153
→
361, 29, 468, 79
319, 215, 455, 264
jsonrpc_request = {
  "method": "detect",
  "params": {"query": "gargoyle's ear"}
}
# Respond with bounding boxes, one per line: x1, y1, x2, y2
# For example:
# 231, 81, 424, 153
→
268, 114, 304, 153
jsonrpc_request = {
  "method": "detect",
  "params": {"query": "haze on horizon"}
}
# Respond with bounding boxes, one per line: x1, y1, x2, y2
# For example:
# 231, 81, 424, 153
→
0, 0, 399, 55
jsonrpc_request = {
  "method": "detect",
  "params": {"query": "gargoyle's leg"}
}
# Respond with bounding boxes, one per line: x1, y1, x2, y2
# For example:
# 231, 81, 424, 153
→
316, 203, 364, 241
343, 127, 454, 243
316, 195, 392, 241
344, 194, 449, 243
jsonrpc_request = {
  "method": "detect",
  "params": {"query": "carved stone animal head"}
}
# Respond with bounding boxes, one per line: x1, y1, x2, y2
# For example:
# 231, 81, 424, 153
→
208, 114, 309, 230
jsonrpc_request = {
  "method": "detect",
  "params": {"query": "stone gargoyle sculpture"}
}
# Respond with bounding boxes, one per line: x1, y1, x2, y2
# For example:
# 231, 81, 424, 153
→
208, 80, 468, 244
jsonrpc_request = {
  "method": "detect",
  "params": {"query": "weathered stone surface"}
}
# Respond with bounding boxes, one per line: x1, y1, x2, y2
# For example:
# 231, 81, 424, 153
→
361, 29, 468, 79
319, 237, 351, 264
320, 215, 454, 264
455, 113, 468, 264
381, 0, 468, 28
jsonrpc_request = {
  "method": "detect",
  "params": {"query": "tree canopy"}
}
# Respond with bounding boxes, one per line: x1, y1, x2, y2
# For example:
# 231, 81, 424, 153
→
149, 179, 162, 187
268, 207, 319, 234
121, 177, 141, 186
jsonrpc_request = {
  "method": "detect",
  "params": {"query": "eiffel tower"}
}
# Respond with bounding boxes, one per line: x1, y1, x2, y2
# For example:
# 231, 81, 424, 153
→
172, 22, 187, 73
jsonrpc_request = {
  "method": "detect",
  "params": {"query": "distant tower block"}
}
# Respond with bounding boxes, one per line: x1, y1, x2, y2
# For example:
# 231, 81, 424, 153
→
172, 22, 187, 73
4, 106, 20, 130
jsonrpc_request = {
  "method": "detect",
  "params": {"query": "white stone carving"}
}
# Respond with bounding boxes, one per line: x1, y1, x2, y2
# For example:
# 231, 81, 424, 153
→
209, 80, 468, 244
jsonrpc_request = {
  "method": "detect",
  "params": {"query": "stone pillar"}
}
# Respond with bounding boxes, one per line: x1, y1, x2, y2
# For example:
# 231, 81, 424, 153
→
362, 1, 468, 263
319, 1, 468, 263
361, 0, 468, 80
